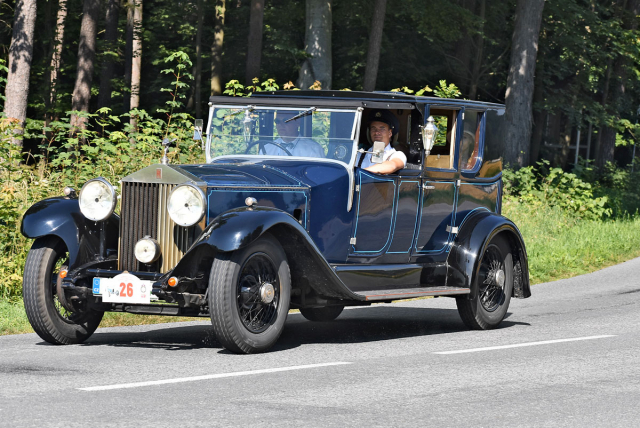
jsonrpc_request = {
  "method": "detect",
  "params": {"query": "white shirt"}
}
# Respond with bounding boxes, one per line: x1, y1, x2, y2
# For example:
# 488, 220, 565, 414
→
263, 136, 325, 158
358, 143, 407, 169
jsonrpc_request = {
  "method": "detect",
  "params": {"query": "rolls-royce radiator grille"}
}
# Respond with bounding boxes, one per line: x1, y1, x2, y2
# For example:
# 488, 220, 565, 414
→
119, 182, 197, 273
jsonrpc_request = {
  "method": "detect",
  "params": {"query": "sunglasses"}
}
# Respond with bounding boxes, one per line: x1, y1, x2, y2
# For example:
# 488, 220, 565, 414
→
275, 118, 296, 125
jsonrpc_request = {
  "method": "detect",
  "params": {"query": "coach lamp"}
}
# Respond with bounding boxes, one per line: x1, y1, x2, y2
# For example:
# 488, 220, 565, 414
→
422, 116, 438, 156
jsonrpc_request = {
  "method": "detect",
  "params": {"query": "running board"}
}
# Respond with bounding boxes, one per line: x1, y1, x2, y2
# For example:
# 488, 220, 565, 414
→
356, 287, 470, 302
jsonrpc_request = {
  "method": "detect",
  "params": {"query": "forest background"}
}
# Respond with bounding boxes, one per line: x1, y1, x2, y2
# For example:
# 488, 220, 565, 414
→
2, 0, 640, 331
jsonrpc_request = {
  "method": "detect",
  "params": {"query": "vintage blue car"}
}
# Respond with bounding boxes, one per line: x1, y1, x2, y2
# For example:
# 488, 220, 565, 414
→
20, 91, 530, 353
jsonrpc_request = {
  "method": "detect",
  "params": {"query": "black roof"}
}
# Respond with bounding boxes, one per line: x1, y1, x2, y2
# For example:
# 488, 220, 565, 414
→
209, 90, 504, 111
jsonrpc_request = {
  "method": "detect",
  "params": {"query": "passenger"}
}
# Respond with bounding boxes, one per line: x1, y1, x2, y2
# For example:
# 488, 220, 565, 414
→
263, 110, 325, 158
357, 109, 407, 174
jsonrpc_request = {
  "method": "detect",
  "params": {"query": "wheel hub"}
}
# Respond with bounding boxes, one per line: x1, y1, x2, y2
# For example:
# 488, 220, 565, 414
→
260, 283, 275, 304
494, 269, 505, 288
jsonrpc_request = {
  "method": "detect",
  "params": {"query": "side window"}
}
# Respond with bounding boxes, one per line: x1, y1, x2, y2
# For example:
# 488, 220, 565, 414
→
426, 108, 459, 170
460, 110, 483, 171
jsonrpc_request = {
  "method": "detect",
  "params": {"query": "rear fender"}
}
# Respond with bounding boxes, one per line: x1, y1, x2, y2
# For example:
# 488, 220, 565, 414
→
447, 210, 530, 299
171, 207, 363, 301
20, 197, 120, 268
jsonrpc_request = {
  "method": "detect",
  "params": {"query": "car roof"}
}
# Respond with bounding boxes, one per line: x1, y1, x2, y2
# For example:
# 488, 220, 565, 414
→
209, 90, 504, 111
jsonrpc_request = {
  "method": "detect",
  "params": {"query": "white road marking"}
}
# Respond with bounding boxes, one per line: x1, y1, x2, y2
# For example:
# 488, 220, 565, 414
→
433, 335, 617, 355
79, 362, 352, 392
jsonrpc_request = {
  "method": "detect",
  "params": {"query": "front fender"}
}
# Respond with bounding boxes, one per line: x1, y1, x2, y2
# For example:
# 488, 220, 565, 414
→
447, 210, 531, 299
171, 206, 363, 301
20, 197, 120, 268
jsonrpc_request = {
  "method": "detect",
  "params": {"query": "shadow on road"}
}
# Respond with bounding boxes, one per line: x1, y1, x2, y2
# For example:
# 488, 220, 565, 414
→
73, 305, 528, 353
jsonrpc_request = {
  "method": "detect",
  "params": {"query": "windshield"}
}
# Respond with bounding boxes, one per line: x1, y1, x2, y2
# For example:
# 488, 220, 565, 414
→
206, 106, 359, 164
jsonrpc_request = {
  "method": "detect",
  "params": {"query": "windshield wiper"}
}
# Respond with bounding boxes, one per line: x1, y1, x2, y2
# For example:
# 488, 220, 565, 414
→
284, 107, 316, 123
223, 104, 255, 120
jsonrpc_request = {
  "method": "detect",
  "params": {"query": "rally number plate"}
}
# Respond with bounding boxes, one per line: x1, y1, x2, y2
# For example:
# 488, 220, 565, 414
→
94, 273, 153, 304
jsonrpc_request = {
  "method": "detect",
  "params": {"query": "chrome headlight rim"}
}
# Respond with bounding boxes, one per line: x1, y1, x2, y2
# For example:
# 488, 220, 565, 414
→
134, 236, 161, 264
167, 183, 206, 227
78, 177, 117, 222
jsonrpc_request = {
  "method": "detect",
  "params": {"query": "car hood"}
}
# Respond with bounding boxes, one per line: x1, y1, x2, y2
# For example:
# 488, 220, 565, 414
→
177, 163, 307, 188
120, 162, 308, 189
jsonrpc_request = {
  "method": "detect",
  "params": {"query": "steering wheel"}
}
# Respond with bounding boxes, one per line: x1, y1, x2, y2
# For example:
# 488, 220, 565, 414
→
245, 140, 294, 156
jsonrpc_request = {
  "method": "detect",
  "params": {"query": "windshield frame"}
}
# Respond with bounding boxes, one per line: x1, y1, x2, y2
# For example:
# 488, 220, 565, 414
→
205, 104, 363, 166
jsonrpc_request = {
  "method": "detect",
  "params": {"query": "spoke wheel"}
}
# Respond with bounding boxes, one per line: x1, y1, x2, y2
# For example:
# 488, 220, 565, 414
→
23, 237, 103, 344
237, 253, 280, 333
456, 234, 513, 330
209, 233, 291, 354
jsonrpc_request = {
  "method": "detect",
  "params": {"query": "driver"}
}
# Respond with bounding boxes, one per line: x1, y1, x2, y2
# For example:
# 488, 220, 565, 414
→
262, 110, 325, 158
357, 109, 406, 174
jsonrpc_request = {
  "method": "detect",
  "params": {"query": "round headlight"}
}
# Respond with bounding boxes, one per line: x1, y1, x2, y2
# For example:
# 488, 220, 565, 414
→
168, 184, 206, 227
79, 178, 117, 222
134, 237, 161, 264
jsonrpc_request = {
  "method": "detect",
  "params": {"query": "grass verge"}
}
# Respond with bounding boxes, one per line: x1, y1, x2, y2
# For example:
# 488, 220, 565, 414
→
503, 201, 640, 284
3, 203, 640, 336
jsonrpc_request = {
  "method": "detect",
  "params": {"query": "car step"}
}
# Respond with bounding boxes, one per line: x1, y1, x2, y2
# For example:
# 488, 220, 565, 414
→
356, 287, 470, 302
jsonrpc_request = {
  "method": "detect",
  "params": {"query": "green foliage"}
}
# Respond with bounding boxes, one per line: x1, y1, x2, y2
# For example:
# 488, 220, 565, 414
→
0, 58, 7, 102
503, 160, 612, 220
391, 81, 461, 98
0, 52, 203, 300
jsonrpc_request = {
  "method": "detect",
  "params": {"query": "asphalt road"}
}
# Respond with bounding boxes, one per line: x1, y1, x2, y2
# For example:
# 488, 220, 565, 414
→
2, 257, 640, 427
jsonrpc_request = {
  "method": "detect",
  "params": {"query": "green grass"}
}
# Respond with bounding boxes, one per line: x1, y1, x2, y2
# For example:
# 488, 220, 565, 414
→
503, 201, 640, 284
3, 203, 640, 336
0, 300, 31, 335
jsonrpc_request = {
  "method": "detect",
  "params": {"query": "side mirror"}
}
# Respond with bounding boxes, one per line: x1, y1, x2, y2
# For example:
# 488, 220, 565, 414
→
371, 141, 386, 163
193, 119, 203, 141
421, 116, 438, 155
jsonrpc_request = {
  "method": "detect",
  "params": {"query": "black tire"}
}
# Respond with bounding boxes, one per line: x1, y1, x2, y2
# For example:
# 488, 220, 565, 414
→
209, 233, 291, 354
299, 305, 344, 322
23, 237, 103, 344
456, 234, 513, 330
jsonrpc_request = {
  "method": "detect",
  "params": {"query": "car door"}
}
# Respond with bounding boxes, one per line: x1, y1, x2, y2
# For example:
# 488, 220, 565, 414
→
413, 106, 461, 256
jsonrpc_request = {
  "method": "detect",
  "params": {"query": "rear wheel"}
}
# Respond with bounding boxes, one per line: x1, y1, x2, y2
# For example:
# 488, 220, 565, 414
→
456, 234, 513, 330
209, 233, 291, 354
23, 237, 103, 344
299, 306, 344, 322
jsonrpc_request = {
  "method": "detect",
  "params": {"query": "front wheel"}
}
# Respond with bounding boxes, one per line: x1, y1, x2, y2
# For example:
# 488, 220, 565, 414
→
456, 234, 513, 330
299, 306, 344, 322
23, 237, 103, 344
209, 233, 291, 354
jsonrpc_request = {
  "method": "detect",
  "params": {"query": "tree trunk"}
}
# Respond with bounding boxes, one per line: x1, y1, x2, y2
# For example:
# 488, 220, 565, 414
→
297, 0, 332, 90
210, 0, 226, 95
362, 0, 386, 91
245, 0, 264, 85
596, 0, 640, 169
468, 0, 485, 100
529, 50, 545, 164
70, 0, 101, 131
44, 0, 68, 121
123, 0, 134, 111
503, 0, 545, 167
97, 0, 120, 109
3, 0, 38, 147
130, 0, 143, 112
195, 0, 203, 117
